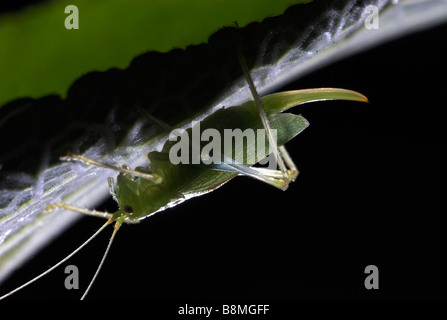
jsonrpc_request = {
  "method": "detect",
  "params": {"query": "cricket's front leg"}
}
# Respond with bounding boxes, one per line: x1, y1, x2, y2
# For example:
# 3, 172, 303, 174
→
44, 203, 140, 224
60, 152, 162, 183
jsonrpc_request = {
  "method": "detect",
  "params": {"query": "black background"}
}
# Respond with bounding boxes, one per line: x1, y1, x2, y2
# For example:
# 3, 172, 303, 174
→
1, 3, 446, 303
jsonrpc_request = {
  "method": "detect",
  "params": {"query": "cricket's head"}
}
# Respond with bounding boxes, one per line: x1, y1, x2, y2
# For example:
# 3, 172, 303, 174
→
111, 204, 137, 223
114, 173, 148, 220
114, 168, 170, 220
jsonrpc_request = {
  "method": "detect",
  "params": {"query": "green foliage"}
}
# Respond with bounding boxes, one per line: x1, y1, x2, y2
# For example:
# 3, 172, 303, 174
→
0, 0, 311, 107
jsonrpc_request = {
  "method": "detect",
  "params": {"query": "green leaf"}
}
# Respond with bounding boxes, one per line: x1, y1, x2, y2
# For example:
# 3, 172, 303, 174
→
0, 0, 311, 107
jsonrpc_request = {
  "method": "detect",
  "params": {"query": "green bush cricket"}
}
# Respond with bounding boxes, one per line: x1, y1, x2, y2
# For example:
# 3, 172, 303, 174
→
0, 56, 368, 300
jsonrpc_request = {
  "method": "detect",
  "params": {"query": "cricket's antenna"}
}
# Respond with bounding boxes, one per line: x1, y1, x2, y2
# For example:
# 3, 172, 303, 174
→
0, 217, 114, 300
81, 220, 122, 300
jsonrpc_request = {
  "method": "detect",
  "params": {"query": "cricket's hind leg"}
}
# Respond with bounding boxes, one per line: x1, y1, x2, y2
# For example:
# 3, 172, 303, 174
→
278, 145, 299, 182
210, 153, 297, 191
237, 52, 299, 188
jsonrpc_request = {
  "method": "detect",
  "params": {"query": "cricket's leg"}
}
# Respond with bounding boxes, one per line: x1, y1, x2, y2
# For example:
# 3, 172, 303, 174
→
238, 52, 291, 185
210, 155, 295, 191
45, 203, 113, 219
278, 145, 299, 182
44, 203, 140, 224
61, 152, 162, 183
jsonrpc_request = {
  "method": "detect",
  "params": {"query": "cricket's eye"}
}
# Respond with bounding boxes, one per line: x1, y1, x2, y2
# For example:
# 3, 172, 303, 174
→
123, 205, 133, 214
